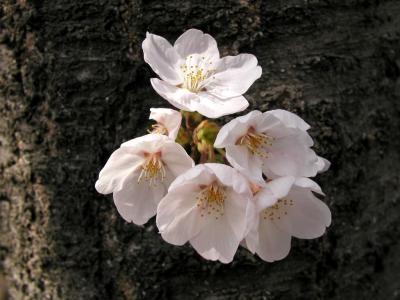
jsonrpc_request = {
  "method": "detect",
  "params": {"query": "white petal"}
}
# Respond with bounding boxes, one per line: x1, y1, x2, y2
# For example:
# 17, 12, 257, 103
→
150, 78, 198, 111
157, 189, 205, 245
161, 142, 194, 177
174, 29, 219, 61
256, 218, 292, 262
149, 108, 182, 140
207, 54, 262, 98
95, 147, 144, 194
142, 32, 183, 85
265, 109, 311, 131
262, 122, 314, 147
114, 176, 166, 225
264, 137, 319, 177
283, 186, 331, 239
194, 93, 249, 118
214, 110, 262, 148
316, 156, 331, 173
225, 145, 264, 183
190, 218, 240, 263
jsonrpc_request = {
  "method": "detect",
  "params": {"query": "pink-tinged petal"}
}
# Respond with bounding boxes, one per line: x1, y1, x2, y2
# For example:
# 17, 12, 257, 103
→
157, 189, 206, 245
190, 218, 240, 263
284, 187, 331, 239
214, 110, 262, 148
255, 177, 296, 211
204, 163, 252, 196
256, 218, 292, 262
149, 108, 182, 140
95, 147, 145, 194
142, 32, 183, 85
294, 177, 324, 195
121, 133, 169, 151
161, 142, 195, 177
254, 188, 277, 213
168, 165, 215, 192
113, 176, 166, 225
253, 113, 281, 134
261, 121, 314, 147
243, 216, 260, 254
150, 78, 198, 111
265, 109, 311, 131
316, 156, 331, 173
174, 29, 219, 61
206, 54, 262, 98
264, 137, 319, 177
265, 176, 296, 200
225, 145, 264, 183
194, 93, 249, 118
224, 190, 255, 240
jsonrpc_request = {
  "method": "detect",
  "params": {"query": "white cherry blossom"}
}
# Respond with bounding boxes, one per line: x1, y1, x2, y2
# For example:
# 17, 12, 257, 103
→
95, 134, 194, 225
149, 108, 182, 140
214, 109, 329, 182
156, 163, 256, 263
142, 29, 262, 118
245, 176, 331, 262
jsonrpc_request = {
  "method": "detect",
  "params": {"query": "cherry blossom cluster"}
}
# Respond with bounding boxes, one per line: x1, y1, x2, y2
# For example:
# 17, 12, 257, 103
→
95, 29, 331, 263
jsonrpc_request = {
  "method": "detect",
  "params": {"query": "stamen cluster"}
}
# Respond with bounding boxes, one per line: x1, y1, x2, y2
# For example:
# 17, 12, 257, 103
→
196, 183, 226, 219
138, 152, 166, 186
237, 128, 273, 158
180, 55, 215, 93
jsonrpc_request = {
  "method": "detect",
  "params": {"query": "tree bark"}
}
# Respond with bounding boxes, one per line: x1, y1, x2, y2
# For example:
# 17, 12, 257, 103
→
1, 0, 399, 299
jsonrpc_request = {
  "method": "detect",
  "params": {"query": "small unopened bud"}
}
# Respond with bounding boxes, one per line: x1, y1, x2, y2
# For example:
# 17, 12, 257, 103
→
195, 120, 220, 145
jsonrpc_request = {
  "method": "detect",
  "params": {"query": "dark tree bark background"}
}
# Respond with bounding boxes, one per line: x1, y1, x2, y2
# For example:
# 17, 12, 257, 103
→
1, 0, 400, 299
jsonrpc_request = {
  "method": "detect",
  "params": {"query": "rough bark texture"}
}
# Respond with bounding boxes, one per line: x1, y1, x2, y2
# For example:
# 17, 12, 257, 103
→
1, 0, 400, 299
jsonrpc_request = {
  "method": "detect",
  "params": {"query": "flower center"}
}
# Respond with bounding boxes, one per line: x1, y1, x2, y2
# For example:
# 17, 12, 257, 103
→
262, 198, 294, 221
138, 152, 166, 186
196, 183, 226, 219
180, 54, 215, 93
237, 127, 273, 158
149, 123, 168, 136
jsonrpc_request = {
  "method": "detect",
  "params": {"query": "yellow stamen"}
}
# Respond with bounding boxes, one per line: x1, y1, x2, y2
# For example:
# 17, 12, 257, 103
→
180, 55, 215, 93
138, 152, 166, 186
196, 183, 226, 219
262, 198, 294, 221
237, 127, 273, 157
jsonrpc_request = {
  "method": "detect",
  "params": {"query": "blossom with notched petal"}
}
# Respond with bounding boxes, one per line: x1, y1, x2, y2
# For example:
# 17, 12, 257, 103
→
149, 108, 182, 140
142, 29, 262, 118
156, 163, 256, 263
95, 134, 194, 225
214, 109, 330, 182
245, 176, 331, 262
